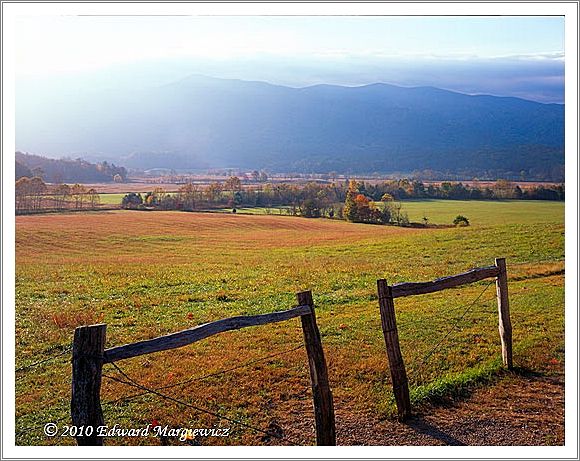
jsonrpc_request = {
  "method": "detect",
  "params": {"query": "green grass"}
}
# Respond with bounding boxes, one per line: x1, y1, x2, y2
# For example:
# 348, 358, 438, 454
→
15, 200, 564, 445
98, 193, 127, 205
390, 199, 564, 225
216, 199, 564, 226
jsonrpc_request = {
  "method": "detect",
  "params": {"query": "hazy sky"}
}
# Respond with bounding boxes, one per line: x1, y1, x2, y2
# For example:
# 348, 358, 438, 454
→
15, 15, 565, 102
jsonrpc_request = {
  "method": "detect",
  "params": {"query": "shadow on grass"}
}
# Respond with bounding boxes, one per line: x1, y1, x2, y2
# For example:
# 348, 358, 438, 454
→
380, 361, 557, 421
408, 360, 504, 410
402, 364, 552, 417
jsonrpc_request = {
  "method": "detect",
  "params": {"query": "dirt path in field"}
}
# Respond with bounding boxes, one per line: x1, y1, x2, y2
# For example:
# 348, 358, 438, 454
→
280, 371, 564, 446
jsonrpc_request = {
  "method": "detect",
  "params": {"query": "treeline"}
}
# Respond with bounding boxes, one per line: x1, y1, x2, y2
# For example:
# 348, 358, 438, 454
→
360, 178, 564, 201
120, 179, 410, 226
121, 178, 346, 219
15, 177, 101, 214
16, 152, 127, 183
121, 177, 564, 213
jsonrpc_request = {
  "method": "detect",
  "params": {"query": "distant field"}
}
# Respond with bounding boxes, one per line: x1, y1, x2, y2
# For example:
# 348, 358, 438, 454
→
220, 200, 565, 226
98, 193, 127, 205
15, 201, 564, 445
391, 199, 564, 225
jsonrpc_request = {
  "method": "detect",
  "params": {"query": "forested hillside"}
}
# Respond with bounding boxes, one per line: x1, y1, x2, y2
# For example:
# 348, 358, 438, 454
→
16, 76, 564, 180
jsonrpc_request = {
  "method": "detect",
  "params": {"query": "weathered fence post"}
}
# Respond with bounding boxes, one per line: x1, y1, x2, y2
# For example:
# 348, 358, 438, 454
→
377, 279, 411, 422
71, 324, 107, 446
495, 258, 513, 369
297, 290, 336, 446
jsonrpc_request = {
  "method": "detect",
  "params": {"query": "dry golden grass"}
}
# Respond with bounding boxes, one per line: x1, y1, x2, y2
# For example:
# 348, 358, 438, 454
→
15, 207, 564, 446
16, 211, 419, 263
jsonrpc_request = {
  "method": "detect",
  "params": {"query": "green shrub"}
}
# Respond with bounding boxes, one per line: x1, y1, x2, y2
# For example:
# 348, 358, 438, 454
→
453, 215, 470, 226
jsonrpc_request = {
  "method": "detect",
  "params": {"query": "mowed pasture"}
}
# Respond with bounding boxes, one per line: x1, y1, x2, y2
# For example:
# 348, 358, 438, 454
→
15, 200, 564, 445
204, 199, 565, 227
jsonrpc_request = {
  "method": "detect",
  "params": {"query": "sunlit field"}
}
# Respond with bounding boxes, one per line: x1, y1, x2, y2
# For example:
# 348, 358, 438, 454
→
15, 200, 564, 445
397, 199, 564, 225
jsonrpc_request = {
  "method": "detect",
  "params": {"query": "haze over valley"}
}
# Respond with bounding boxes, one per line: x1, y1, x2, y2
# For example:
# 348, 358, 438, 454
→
16, 75, 564, 180
15, 15, 565, 181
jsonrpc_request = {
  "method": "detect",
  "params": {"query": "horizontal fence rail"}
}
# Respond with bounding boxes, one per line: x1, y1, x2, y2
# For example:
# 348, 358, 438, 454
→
378, 257, 512, 421
104, 305, 311, 363
391, 265, 500, 298
70, 258, 513, 445
72, 296, 336, 446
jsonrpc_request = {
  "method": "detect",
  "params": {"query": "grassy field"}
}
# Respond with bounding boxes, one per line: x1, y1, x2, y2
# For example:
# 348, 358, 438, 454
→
98, 193, 130, 205
97, 193, 563, 226
397, 199, 564, 225
15, 200, 564, 445
211, 199, 565, 226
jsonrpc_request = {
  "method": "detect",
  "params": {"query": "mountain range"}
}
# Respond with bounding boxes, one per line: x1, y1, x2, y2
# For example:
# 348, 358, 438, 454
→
16, 75, 564, 179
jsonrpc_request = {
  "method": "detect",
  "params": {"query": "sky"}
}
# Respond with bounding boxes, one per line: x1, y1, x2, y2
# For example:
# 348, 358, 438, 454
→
15, 15, 565, 102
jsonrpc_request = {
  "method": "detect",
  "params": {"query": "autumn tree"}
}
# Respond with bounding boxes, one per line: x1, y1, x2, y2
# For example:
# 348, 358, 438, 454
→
15, 176, 47, 212
205, 182, 223, 206
344, 180, 394, 224
71, 184, 87, 209
54, 183, 71, 209
29, 177, 47, 211
87, 188, 100, 209
15, 177, 31, 212
178, 183, 200, 211
144, 187, 167, 207
224, 176, 242, 192
343, 180, 360, 222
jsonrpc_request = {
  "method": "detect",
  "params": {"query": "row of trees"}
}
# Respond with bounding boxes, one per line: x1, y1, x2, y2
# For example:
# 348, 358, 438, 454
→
121, 176, 564, 214
121, 177, 410, 226
121, 177, 345, 217
120, 175, 564, 224
15, 177, 100, 213
360, 178, 564, 201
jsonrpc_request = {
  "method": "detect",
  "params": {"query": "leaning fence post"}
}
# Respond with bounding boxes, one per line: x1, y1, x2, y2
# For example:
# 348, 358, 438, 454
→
495, 258, 513, 369
377, 279, 411, 422
296, 290, 336, 446
71, 324, 107, 445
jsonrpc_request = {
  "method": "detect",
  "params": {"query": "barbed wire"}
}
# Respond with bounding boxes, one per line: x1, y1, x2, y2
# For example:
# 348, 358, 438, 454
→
409, 280, 495, 380
392, 257, 564, 330
15, 345, 72, 378
395, 291, 497, 330
104, 361, 301, 446
14, 256, 564, 443
103, 342, 304, 406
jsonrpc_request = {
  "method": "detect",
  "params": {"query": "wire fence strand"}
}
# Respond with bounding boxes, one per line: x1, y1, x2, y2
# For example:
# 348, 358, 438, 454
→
16, 345, 72, 377
409, 280, 495, 379
103, 342, 304, 406
104, 361, 301, 446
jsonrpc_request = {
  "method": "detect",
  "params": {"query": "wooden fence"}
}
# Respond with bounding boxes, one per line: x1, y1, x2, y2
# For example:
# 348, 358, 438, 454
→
70, 258, 512, 445
377, 257, 512, 421
71, 291, 335, 446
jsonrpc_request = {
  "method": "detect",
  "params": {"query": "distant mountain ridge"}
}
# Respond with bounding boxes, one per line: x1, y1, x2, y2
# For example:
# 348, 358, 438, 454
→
16, 75, 564, 179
